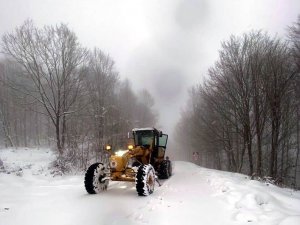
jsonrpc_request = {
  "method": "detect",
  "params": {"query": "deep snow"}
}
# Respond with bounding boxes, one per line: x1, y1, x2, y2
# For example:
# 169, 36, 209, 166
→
0, 148, 300, 225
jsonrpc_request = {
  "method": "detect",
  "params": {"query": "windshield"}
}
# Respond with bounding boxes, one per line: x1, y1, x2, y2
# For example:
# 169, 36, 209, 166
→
134, 130, 154, 146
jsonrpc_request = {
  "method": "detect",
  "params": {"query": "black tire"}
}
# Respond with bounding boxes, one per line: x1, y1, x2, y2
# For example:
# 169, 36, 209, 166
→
84, 163, 109, 194
132, 161, 141, 167
135, 164, 155, 196
167, 160, 172, 177
158, 160, 171, 179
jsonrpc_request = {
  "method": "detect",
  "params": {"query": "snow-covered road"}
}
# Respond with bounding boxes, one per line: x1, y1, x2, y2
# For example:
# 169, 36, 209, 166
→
1, 148, 300, 225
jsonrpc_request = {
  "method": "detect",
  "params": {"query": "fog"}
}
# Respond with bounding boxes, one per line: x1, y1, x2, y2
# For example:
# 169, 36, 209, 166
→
0, 0, 299, 135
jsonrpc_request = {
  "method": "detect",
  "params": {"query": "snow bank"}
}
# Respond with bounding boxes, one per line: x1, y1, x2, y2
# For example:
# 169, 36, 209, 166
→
0, 148, 55, 176
205, 166, 300, 224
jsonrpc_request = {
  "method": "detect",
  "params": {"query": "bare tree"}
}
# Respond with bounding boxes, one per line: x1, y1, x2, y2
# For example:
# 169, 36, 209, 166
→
261, 37, 295, 178
288, 15, 300, 186
83, 48, 119, 149
117, 79, 137, 139
0, 62, 14, 147
1, 20, 87, 154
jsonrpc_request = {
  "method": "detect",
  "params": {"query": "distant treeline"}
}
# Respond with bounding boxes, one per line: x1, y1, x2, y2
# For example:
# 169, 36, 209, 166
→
0, 20, 157, 169
176, 17, 300, 189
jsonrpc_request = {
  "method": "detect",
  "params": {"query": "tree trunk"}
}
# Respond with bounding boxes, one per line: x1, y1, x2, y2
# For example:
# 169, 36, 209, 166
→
244, 109, 253, 175
35, 105, 40, 146
253, 81, 263, 176
62, 113, 66, 149
246, 127, 253, 175
270, 107, 280, 178
55, 115, 62, 155
270, 118, 276, 178
256, 129, 262, 176
23, 103, 27, 147
294, 107, 300, 187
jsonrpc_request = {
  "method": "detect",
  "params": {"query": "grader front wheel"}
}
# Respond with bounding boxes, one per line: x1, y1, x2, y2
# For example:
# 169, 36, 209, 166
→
135, 164, 155, 196
84, 163, 109, 194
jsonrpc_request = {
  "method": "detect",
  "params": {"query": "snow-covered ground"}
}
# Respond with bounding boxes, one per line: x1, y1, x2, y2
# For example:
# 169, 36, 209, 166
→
0, 148, 300, 225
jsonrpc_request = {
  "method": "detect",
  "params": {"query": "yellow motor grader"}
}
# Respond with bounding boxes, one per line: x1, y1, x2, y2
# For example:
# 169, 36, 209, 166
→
84, 127, 172, 196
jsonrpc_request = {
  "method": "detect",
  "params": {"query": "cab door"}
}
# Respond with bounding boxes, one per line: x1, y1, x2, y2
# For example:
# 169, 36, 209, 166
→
159, 134, 168, 148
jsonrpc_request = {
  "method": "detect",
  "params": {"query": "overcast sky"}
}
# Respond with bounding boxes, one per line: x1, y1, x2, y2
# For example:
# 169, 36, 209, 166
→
0, 0, 299, 135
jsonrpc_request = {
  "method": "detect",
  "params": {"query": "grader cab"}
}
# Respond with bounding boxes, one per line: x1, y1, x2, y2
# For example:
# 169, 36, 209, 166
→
84, 128, 172, 196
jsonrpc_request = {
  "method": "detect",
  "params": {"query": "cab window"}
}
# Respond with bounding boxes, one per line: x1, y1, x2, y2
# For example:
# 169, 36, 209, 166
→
134, 131, 154, 146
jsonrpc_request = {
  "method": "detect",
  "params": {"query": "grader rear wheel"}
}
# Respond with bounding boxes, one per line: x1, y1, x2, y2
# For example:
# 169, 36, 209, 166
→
158, 160, 172, 179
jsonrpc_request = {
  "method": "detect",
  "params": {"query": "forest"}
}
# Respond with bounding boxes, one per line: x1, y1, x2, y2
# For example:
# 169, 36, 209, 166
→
175, 17, 300, 189
0, 20, 157, 170
1, 16, 300, 189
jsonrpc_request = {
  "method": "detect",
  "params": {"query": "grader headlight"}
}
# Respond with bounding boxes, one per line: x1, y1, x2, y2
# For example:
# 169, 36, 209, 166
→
106, 145, 112, 151
115, 150, 128, 157
128, 145, 134, 150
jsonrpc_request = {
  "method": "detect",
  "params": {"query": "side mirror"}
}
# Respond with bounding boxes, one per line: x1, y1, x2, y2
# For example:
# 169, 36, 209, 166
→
159, 131, 163, 137
128, 132, 134, 139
